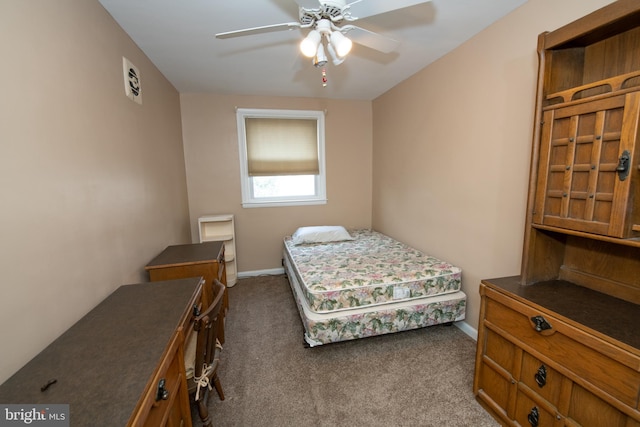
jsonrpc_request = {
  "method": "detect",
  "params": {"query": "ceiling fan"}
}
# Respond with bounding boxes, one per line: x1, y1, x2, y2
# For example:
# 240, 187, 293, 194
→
215, 0, 432, 68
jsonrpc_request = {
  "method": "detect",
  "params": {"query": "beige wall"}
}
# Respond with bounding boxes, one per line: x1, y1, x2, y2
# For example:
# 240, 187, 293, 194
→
371, 0, 615, 331
0, 0, 190, 383
180, 94, 373, 271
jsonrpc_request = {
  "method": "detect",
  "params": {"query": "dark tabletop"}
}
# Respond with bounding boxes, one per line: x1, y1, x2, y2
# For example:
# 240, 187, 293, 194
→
145, 241, 224, 269
484, 276, 640, 351
0, 278, 200, 426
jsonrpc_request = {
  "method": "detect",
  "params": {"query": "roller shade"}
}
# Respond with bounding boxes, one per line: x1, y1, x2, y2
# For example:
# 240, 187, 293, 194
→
245, 117, 319, 176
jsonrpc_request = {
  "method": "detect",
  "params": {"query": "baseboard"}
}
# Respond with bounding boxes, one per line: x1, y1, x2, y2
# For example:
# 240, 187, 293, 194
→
238, 267, 285, 278
455, 320, 478, 341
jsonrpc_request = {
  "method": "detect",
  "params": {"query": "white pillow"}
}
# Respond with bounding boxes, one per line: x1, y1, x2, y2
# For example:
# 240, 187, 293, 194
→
291, 226, 354, 245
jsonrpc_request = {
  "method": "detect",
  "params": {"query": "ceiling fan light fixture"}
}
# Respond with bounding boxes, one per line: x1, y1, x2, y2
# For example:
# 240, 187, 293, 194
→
326, 43, 345, 66
300, 29, 321, 58
330, 30, 352, 58
313, 43, 328, 67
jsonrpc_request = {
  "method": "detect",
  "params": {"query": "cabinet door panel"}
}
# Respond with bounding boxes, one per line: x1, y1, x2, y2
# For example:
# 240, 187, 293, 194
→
477, 329, 519, 416
568, 384, 630, 427
477, 360, 512, 414
534, 92, 640, 237
486, 328, 518, 373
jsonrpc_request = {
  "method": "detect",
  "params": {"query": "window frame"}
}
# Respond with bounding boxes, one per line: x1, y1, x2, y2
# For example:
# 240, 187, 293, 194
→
236, 108, 326, 208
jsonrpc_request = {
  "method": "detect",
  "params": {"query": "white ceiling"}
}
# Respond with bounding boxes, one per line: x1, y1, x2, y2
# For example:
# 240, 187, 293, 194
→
99, 0, 527, 101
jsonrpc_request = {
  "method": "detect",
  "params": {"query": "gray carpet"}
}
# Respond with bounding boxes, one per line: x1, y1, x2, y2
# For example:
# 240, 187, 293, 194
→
205, 275, 499, 427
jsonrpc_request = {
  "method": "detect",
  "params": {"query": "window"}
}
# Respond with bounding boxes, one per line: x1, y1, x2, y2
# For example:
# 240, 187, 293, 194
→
236, 108, 326, 208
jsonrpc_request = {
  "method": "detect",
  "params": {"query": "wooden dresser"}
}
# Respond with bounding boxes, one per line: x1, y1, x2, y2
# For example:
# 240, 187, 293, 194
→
475, 277, 640, 426
145, 241, 227, 343
474, 2, 640, 426
0, 278, 202, 426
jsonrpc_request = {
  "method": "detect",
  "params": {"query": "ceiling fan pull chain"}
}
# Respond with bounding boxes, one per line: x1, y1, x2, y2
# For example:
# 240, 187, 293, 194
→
322, 68, 328, 87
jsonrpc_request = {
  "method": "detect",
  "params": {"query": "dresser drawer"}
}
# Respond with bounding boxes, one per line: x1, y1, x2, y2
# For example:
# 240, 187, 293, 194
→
131, 331, 191, 427
514, 389, 561, 427
180, 280, 203, 339
484, 287, 640, 408
521, 352, 565, 407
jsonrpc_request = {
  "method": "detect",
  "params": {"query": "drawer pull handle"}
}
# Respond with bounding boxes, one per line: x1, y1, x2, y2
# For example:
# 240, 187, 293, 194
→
535, 365, 547, 387
156, 378, 169, 401
617, 150, 630, 181
531, 315, 552, 332
528, 406, 539, 427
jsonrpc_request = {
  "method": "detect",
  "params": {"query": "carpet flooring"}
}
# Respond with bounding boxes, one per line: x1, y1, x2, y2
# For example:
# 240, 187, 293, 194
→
204, 274, 499, 427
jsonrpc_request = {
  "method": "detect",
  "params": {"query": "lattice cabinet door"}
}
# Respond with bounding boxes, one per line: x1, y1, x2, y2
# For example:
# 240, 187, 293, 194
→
532, 91, 640, 238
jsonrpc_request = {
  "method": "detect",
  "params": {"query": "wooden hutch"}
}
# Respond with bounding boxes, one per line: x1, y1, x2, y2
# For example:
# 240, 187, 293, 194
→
474, 1, 640, 426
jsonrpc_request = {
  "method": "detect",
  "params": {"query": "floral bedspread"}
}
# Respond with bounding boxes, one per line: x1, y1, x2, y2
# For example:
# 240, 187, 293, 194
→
284, 229, 462, 313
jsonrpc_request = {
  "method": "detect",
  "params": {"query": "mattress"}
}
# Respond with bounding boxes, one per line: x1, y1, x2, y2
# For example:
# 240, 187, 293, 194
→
283, 229, 462, 314
283, 250, 466, 346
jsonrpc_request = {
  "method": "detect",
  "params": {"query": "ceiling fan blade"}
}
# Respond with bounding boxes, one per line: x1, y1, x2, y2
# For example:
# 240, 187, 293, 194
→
216, 22, 301, 39
345, 0, 432, 20
294, 0, 321, 9
342, 25, 399, 54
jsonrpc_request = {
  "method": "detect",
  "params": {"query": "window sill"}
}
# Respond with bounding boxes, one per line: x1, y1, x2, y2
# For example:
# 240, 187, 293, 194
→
241, 199, 327, 208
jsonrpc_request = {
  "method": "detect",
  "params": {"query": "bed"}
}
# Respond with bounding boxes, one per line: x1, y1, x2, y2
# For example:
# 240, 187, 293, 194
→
283, 226, 467, 346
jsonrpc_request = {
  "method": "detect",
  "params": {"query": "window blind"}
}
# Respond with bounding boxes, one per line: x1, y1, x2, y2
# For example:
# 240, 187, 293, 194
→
245, 117, 319, 176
